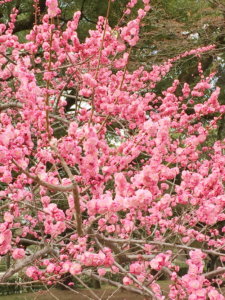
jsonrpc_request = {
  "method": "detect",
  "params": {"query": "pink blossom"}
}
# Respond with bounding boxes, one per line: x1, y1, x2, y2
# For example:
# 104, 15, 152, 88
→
150, 252, 171, 270
46, 0, 60, 18
12, 248, 25, 260
130, 262, 144, 275
208, 289, 225, 300
46, 263, 55, 273
0, 1, 223, 297
121, 19, 140, 46
44, 204, 65, 221
4, 212, 14, 223
111, 266, 119, 273
70, 263, 82, 275
97, 268, 106, 276
123, 276, 133, 285
61, 261, 71, 273
26, 266, 39, 279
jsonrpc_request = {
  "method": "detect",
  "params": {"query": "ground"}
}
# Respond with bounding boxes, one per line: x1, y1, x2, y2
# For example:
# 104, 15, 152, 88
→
0, 281, 171, 300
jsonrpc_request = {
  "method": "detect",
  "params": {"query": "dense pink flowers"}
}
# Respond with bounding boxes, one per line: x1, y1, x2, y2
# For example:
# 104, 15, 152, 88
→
26, 266, 41, 280
46, 0, 60, 18
121, 19, 140, 46
0, 0, 224, 298
70, 263, 82, 275
150, 251, 172, 271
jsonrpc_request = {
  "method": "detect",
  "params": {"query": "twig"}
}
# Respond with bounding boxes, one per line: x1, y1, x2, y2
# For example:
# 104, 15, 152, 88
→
83, 270, 151, 297
101, 236, 225, 257
12, 159, 74, 192
57, 282, 94, 300
94, 236, 159, 300
0, 52, 17, 65
73, 275, 100, 300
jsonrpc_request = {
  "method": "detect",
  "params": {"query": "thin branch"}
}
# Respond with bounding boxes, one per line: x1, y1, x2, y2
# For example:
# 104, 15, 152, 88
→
0, 280, 41, 286
204, 267, 225, 279
12, 159, 74, 192
57, 282, 94, 300
83, 270, 151, 297
0, 52, 17, 65
0, 246, 52, 282
94, 236, 159, 300
73, 275, 100, 300
0, 103, 22, 111
13, 238, 43, 246
101, 236, 225, 257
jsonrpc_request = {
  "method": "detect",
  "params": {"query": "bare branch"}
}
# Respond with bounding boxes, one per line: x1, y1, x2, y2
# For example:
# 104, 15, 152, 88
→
101, 236, 225, 257
204, 267, 225, 279
0, 103, 22, 111
83, 270, 152, 297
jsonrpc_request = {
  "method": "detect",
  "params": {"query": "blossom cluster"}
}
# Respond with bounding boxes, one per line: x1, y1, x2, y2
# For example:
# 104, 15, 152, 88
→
0, 0, 225, 298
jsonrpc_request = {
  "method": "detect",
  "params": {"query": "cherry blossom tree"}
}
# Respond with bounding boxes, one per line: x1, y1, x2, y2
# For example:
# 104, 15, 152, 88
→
0, 0, 225, 299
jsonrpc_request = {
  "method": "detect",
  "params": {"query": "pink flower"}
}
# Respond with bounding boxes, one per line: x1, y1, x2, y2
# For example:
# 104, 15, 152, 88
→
150, 252, 171, 270
0, 230, 12, 255
70, 263, 82, 275
26, 266, 39, 279
97, 268, 106, 276
121, 19, 140, 46
61, 261, 71, 273
46, 263, 55, 273
46, 0, 60, 18
4, 212, 14, 223
111, 266, 119, 273
123, 276, 133, 285
44, 203, 65, 221
208, 289, 225, 300
115, 172, 129, 196
189, 279, 201, 290
68, 122, 78, 136
12, 248, 25, 260
82, 73, 97, 88
130, 262, 144, 275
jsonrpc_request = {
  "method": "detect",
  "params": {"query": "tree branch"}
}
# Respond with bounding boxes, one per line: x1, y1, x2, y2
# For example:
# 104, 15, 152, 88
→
94, 235, 159, 300
51, 145, 83, 236
101, 236, 225, 257
204, 267, 225, 279
0, 246, 52, 282
0, 103, 22, 111
12, 159, 74, 192
83, 270, 151, 297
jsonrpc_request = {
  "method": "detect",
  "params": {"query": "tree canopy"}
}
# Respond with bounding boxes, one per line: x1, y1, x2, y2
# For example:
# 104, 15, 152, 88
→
0, 0, 225, 299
